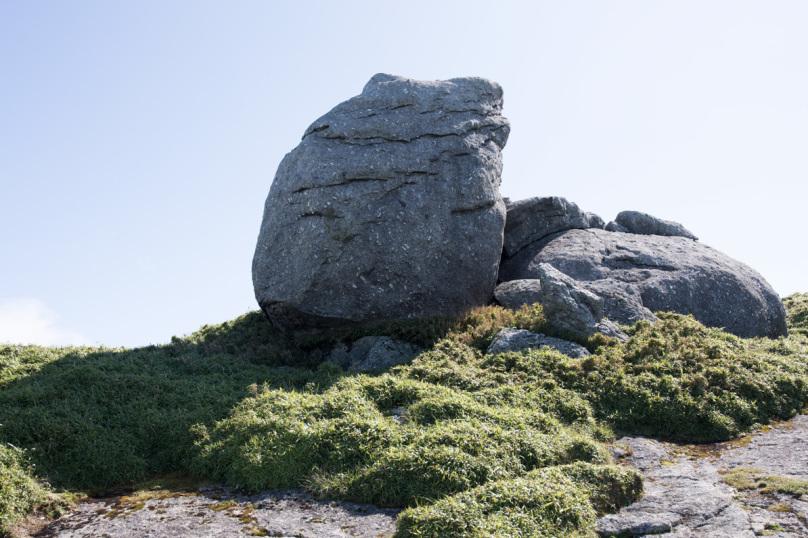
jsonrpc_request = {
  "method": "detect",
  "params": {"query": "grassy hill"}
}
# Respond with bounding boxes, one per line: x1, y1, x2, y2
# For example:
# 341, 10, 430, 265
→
1, 295, 807, 537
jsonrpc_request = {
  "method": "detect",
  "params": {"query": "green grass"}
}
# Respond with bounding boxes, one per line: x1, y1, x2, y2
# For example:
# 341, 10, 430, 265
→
784, 292, 808, 337
1, 299, 807, 536
0, 443, 70, 536
399, 312, 808, 442
396, 463, 642, 537
720, 466, 808, 495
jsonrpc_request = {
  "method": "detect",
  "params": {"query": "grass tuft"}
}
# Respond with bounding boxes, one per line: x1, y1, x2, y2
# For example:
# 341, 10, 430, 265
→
394, 463, 642, 537
720, 466, 808, 495
0, 443, 70, 536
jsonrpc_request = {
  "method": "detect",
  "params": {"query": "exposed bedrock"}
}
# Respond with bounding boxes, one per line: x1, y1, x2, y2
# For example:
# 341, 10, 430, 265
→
253, 74, 510, 333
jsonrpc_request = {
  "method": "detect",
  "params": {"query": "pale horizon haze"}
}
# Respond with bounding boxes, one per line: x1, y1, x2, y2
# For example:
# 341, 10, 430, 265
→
2, 1, 806, 347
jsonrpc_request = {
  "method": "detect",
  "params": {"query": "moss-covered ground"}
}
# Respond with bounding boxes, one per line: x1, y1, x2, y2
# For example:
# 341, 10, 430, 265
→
1, 299, 807, 537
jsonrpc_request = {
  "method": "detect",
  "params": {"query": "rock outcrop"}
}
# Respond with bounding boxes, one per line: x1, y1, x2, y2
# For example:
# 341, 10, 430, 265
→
605, 210, 698, 240
503, 196, 604, 258
538, 263, 629, 341
500, 228, 787, 338
253, 74, 510, 332
597, 436, 754, 537
598, 416, 808, 537
252, 74, 784, 340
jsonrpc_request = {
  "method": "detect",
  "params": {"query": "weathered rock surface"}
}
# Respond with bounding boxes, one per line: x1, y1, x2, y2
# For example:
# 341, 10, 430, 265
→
493, 279, 543, 309
503, 196, 604, 257
716, 414, 808, 482
325, 336, 421, 371
501, 229, 787, 338
538, 262, 604, 332
584, 279, 658, 326
598, 414, 808, 537
485, 327, 590, 358
606, 210, 698, 240
40, 486, 400, 538
598, 437, 753, 537
253, 73, 510, 333
538, 263, 629, 341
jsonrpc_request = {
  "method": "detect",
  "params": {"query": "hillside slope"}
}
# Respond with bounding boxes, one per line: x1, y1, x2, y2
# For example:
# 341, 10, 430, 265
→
1, 298, 807, 536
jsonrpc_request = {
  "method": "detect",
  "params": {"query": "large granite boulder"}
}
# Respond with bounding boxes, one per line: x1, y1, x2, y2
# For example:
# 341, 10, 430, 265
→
253, 74, 510, 332
500, 228, 787, 338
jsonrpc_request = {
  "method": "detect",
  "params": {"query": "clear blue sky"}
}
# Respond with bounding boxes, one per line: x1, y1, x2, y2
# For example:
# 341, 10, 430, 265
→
2, 1, 806, 347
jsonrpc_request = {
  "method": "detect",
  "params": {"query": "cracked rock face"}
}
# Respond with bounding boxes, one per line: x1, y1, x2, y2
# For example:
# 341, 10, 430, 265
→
253, 74, 510, 332
503, 196, 604, 258
500, 228, 787, 338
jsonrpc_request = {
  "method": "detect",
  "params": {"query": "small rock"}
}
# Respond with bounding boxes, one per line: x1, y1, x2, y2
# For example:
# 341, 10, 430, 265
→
592, 320, 629, 343
584, 280, 658, 326
493, 279, 543, 309
486, 327, 590, 358
326, 336, 421, 371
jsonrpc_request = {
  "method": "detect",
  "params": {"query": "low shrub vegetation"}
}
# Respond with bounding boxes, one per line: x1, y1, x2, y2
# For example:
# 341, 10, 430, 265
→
0, 443, 69, 535
784, 292, 808, 337
396, 463, 642, 537
0, 298, 806, 536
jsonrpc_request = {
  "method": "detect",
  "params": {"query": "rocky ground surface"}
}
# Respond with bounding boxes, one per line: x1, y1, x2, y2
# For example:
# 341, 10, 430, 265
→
598, 414, 808, 537
28, 414, 807, 537
33, 488, 400, 538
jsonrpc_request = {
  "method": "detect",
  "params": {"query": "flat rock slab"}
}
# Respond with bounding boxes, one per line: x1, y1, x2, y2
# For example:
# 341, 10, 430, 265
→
38, 487, 399, 537
716, 413, 808, 481
598, 413, 808, 537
